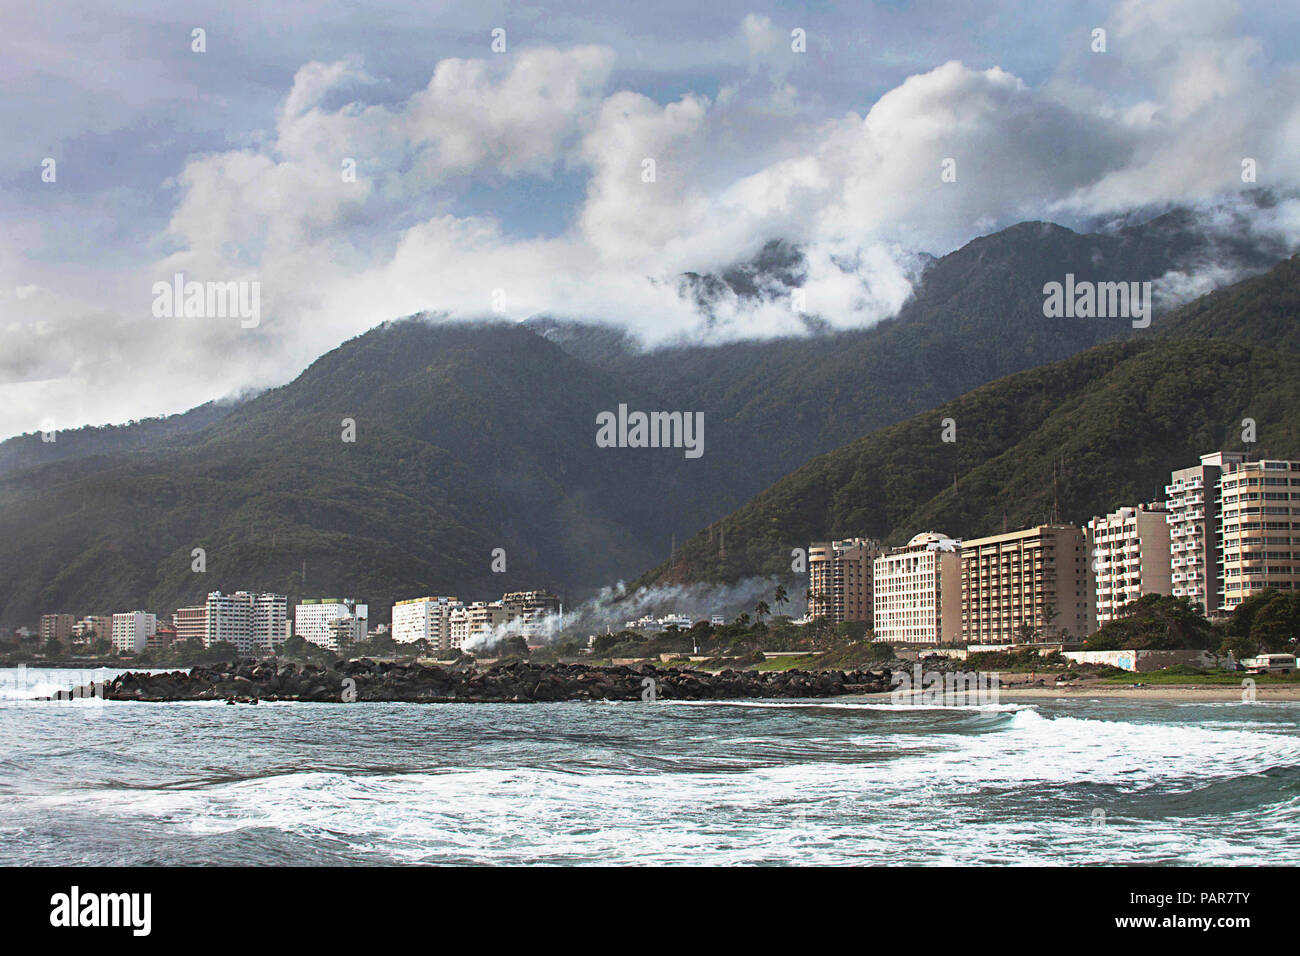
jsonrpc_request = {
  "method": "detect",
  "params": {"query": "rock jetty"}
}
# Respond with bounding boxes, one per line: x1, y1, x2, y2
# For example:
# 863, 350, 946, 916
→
47, 657, 893, 704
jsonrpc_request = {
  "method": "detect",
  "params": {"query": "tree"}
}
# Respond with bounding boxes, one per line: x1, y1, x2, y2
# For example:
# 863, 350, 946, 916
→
592, 633, 621, 654
754, 601, 770, 627
1247, 592, 1300, 652
495, 635, 529, 659
1222, 589, 1300, 655
773, 585, 788, 614
1084, 594, 1217, 650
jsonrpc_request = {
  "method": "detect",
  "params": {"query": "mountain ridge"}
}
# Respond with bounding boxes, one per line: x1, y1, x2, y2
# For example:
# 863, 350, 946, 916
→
0, 215, 1291, 625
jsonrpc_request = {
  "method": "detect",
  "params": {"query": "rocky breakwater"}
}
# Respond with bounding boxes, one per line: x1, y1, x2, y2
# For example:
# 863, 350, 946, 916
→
50, 658, 894, 704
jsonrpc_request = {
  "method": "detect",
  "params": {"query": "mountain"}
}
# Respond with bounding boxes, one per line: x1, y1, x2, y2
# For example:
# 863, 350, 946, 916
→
0, 321, 695, 623
0, 213, 1288, 625
536, 209, 1287, 510
638, 254, 1300, 588
0, 400, 242, 478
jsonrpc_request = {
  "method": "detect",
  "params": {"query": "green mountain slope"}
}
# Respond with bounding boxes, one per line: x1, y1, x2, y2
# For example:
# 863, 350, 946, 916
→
0, 321, 682, 622
544, 212, 1284, 516
640, 255, 1300, 587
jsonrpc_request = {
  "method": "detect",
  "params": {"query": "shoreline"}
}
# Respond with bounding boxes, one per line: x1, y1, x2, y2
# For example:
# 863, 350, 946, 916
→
12, 660, 1297, 705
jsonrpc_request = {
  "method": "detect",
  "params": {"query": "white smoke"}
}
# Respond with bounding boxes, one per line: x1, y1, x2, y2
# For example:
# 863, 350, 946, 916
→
462, 576, 803, 654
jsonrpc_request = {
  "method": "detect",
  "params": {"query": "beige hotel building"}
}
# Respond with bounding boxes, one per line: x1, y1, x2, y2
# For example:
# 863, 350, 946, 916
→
872, 532, 962, 644
808, 537, 882, 624
1086, 503, 1172, 629
1216, 457, 1300, 611
960, 524, 1091, 644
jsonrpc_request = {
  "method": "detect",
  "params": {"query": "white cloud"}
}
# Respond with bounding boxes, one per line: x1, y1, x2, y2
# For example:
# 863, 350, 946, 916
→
2, 1, 1300, 438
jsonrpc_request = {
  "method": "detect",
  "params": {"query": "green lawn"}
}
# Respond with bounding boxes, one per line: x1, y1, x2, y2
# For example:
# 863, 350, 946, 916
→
755, 654, 817, 672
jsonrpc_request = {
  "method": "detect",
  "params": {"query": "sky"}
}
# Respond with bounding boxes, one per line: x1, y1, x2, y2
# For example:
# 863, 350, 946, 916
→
3, 0, 1300, 438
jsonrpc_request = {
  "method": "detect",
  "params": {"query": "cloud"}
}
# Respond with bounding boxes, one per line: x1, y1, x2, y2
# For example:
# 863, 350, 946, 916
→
2, 1, 1300, 437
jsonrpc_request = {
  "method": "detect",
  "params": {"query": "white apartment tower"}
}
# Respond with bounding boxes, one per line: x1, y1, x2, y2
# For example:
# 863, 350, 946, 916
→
873, 532, 962, 644
294, 598, 368, 650
205, 591, 287, 654
1086, 503, 1172, 629
392, 596, 462, 652
111, 611, 157, 653
1166, 451, 1246, 614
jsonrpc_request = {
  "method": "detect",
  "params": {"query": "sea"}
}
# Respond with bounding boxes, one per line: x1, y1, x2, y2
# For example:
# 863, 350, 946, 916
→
1, 666, 1296, 865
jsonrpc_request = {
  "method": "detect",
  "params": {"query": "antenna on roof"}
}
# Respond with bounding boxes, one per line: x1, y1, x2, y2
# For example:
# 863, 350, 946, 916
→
1052, 459, 1061, 524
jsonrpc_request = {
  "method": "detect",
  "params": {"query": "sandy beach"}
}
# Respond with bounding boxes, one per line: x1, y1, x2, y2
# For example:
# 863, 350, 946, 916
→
986, 682, 1300, 702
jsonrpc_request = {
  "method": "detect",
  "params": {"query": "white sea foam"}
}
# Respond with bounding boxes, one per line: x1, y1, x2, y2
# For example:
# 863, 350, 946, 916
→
24, 705, 1299, 865
660, 699, 1028, 713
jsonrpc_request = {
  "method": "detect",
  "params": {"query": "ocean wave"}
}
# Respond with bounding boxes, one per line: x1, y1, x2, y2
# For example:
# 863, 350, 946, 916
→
660, 699, 1028, 713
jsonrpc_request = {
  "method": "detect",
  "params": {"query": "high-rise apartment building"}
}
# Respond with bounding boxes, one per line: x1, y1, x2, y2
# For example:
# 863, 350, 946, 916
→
39, 613, 75, 646
172, 605, 206, 645
448, 601, 518, 651
205, 591, 287, 654
960, 524, 1091, 644
294, 598, 368, 650
392, 596, 462, 651
1217, 457, 1300, 611
1086, 503, 1172, 629
808, 537, 882, 624
872, 533, 962, 644
111, 611, 156, 653
501, 590, 562, 640
1166, 451, 1246, 614
253, 593, 288, 653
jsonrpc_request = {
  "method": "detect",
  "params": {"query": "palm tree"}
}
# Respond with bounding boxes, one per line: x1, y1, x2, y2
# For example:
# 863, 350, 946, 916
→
774, 585, 788, 614
755, 601, 770, 627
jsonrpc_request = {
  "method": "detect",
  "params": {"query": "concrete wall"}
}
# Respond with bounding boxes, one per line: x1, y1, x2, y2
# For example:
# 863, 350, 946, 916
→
1061, 648, 1216, 672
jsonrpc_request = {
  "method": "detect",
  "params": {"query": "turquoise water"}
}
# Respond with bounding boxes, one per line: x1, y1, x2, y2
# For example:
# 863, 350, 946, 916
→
1, 668, 1297, 865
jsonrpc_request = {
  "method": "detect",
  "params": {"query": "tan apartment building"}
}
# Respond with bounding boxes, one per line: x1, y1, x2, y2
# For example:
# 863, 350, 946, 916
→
960, 524, 1091, 643
872, 533, 962, 644
39, 613, 75, 646
173, 605, 206, 645
1217, 457, 1300, 611
1166, 451, 1246, 614
1086, 503, 1172, 629
449, 601, 519, 650
73, 615, 112, 646
502, 590, 563, 641
808, 537, 883, 624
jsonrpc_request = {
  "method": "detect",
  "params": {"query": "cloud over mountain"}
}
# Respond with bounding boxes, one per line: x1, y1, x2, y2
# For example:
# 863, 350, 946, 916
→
2, 0, 1299, 437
